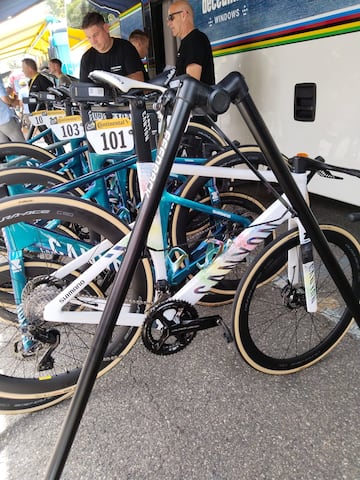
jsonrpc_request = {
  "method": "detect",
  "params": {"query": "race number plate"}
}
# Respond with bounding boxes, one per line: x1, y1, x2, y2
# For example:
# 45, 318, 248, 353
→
42, 110, 66, 128
85, 117, 134, 154
29, 110, 48, 127
49, 115, 84, 140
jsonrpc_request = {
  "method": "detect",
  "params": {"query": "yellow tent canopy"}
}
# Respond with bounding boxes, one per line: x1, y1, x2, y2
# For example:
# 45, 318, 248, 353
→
67, 27, 87, 50
0, 4, 50, 61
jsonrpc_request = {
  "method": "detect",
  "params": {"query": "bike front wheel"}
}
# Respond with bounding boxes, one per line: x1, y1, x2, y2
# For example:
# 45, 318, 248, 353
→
232, 225, 360, 374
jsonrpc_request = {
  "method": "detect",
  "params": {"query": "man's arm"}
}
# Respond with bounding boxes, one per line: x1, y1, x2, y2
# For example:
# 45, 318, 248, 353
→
0, 94, 19, 108
128, 71, 145, 82
36, 75, 54, 90
123, 41, 145, 82
185, 63, 202, 81
79, 53, 91, 82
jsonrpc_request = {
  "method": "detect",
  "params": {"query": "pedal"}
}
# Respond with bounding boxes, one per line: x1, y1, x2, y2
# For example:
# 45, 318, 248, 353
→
216, 317, 233, 343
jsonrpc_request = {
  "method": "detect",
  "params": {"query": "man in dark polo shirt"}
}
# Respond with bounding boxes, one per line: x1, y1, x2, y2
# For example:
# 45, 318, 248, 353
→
21, 58, 53, 113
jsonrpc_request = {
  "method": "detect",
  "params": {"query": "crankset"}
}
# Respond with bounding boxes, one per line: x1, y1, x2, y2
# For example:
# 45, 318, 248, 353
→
142, 299, 233, 355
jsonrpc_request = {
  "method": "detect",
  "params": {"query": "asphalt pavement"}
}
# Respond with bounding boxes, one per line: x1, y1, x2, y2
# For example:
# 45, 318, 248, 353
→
1, 193, 360, 480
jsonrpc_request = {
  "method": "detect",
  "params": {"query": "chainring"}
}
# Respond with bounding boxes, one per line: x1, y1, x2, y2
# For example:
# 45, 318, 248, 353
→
142, 300, 198, 355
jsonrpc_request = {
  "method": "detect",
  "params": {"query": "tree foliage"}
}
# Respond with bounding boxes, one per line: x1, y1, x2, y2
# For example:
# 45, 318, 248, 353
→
46, 0, 65, 20
66, 0, 95, 28
45, 0, 119, 28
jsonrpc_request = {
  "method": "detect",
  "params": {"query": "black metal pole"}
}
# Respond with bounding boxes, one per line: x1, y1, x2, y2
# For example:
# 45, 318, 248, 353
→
45, 81, 198, 479
237, 87, 360, 325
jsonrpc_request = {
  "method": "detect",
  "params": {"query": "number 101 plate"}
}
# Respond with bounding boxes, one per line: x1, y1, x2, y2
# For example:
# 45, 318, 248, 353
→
85, 117, 134, 154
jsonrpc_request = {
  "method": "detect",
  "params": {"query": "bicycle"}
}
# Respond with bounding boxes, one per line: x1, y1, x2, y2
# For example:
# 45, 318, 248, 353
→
0, 72, 359, 422
0, 80, 227, 168
35, 70, 358, 478
0, 166, 272, 413
0, 87, 231, 215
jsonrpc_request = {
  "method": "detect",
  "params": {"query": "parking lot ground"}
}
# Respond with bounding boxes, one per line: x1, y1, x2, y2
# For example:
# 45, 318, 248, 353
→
1, 193, 360, 480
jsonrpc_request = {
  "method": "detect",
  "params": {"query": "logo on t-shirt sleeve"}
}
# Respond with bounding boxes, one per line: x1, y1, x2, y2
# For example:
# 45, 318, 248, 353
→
110, 65, 123, 73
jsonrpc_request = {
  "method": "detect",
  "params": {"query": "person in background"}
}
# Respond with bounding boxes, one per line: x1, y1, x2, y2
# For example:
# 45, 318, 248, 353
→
80, 12, 144, 82
48, 58, 72, 86
21, 58, 54, 113
0, 76, 24, 142
167, 0, 215, 85
18, 78, 30, 134
129, 29, 150, 81
22, 58, 54, 143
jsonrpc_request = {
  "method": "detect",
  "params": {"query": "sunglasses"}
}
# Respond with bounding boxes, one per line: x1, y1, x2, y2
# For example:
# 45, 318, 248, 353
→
167, 10, 183, 22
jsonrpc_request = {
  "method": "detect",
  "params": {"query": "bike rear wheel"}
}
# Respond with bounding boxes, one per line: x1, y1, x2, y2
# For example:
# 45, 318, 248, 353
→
232, 225, 360, 374
0, 392, 73, 414
0, 167, 83, 198
0, 194, 153, 400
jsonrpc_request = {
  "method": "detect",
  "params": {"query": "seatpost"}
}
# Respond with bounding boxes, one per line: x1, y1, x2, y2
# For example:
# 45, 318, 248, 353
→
45, 76, 202, 480
224, 72, 360, 325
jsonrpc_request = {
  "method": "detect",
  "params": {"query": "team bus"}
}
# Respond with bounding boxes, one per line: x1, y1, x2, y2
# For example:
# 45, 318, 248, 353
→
75, 0, 360, 206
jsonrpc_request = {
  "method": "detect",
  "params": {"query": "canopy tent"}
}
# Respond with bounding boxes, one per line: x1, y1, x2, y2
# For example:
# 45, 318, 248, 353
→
0, 0, 140, 63
88, 0, 139, 13
0, 0, 43, 23
67, 28, 87, 50
0, 5, 51, 61
0, 0, 138, 23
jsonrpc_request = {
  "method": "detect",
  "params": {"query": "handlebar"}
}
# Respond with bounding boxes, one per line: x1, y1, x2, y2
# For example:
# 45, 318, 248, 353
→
348, 212, 360, 222
289, 155, 360, 179
47, 86, 71, 99
36, 68, 360, 187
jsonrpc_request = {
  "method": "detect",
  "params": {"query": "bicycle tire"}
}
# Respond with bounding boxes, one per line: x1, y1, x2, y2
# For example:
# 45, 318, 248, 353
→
0, 392, 72, 414
0, 142, 56, 165
232, 225, 360, 374
170, 147, 273, 305
0, 167, 83, 197
0, 260, 82, 413
0, 193, 153, 399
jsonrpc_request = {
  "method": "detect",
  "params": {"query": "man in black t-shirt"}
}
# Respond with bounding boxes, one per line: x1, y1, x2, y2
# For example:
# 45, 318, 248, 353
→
167, 0, 215, 85
129, 29, 150, 81
80, 12, 144, 83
